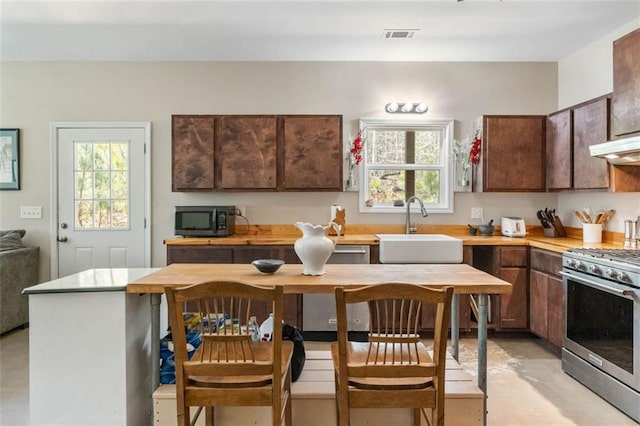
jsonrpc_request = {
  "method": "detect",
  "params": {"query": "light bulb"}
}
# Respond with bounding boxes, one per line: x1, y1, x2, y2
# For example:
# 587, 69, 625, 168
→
385, 103, 399, 113
414, 103, 428, 113
401, 103, 414, 113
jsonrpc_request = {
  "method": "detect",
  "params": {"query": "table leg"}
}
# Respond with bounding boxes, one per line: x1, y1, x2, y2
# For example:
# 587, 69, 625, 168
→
477, 293, 488, 426
151, 293, 161, 392
450, 294, 459, 361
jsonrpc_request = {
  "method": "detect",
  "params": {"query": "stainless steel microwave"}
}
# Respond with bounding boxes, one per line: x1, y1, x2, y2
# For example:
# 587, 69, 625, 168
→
174, 206, 236, 237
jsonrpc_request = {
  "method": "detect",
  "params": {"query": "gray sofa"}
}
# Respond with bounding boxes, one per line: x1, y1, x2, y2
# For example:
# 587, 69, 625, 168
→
0, 230, 39, 334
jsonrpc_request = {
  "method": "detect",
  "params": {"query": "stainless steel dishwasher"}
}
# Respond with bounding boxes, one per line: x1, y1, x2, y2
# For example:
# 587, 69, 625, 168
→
302, 245, 370, 332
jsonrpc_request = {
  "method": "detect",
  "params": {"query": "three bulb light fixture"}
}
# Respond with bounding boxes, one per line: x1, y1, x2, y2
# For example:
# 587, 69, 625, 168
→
385, 102, 428, 114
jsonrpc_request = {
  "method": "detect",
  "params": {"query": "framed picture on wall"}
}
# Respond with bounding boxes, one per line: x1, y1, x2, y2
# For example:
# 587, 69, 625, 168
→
0, 128, 20, 190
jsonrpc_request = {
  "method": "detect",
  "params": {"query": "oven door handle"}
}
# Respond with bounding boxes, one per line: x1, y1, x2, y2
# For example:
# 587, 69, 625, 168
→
560, 271, 640, 302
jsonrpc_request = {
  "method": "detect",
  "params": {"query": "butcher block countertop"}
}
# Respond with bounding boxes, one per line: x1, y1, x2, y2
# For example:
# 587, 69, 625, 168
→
127, 263, 512, 295
165, 224, 625, 254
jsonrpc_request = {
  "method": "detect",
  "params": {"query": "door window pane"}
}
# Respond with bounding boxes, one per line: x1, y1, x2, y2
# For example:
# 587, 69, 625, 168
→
74, 140, 130, 230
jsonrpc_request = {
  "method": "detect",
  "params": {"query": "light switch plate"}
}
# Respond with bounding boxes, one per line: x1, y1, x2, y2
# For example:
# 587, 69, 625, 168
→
20, 206, 42, 219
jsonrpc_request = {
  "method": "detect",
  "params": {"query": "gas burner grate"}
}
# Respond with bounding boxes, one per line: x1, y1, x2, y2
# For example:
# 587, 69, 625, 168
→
567, 249, 640, 265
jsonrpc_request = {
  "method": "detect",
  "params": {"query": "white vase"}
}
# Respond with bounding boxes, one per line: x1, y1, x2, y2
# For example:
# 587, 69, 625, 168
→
294, 222, 341, 275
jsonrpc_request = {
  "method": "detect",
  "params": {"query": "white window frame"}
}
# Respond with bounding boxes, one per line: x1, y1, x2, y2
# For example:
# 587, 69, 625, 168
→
358, 118, 454, 214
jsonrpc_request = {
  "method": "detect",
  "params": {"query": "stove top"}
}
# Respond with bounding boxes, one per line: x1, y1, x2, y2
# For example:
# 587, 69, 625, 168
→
566, 249, 640, 266
563, 248, 640, 288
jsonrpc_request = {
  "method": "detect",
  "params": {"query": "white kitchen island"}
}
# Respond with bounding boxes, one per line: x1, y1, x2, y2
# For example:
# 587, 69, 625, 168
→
24, 268, 159, 426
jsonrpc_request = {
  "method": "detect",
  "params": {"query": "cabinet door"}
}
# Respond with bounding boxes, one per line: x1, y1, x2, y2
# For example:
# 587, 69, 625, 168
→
613, 27, 640, 136
498, 267, 528, 329
482, 116, 546, 192
172, 115, 215, 191
500, 246, 528, 267
547, 275, 564, 348
546, 110, 573, 190
573, 98, 610, 190
167, 246, 233, 264
282, 115, 343, 190
529, 270, 548, 339
218, 115, 278, 190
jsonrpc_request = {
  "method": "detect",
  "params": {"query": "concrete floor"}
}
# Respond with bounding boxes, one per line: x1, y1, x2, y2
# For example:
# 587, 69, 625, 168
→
1, 328, 638, 425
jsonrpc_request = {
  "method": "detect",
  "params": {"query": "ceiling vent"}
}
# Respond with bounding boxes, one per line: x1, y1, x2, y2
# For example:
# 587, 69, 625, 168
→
382, 29, 419, 39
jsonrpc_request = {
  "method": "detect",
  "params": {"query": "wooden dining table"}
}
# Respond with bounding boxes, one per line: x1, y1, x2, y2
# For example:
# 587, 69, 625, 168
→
128, 262, 512, 425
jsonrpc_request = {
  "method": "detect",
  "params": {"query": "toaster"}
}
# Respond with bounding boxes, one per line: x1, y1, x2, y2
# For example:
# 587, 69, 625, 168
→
501, 217, 526, 237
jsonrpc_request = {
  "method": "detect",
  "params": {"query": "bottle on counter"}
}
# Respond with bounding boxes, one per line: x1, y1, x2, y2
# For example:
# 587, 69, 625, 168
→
248, 316, 261, 342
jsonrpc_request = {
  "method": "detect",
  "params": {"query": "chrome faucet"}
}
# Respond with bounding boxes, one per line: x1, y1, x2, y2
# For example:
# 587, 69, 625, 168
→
405, 196, 429, 234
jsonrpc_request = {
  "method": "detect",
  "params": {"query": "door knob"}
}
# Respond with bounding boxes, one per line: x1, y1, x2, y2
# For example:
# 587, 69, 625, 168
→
57, 236, 68, 243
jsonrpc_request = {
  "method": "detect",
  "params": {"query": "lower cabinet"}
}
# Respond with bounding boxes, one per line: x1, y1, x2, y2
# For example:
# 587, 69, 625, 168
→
166, 245, 302, 327
529, 248, 564, 348
472, 245, 529, 331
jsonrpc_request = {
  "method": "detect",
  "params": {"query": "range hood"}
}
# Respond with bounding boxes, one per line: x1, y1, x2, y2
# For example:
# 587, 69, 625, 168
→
590, 135, 640, 165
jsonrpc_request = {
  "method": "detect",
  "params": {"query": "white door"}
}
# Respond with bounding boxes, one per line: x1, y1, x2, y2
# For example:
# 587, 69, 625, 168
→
53, 123, 150, 278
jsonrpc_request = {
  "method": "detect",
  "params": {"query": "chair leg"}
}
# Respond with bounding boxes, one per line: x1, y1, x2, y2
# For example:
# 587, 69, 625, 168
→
284, 369, 293, 426
335, 371, 350, 426
205, 406, 214, 426
413, 408, 421, 426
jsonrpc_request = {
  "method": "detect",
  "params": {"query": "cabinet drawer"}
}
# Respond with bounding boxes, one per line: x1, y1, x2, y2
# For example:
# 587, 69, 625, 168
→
530, 248, 562, 276
500, 246, 528, 267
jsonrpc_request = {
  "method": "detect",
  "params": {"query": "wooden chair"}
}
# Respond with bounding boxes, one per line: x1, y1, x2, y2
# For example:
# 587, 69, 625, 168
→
165, 281, 293, 426
331, 283, 454, 426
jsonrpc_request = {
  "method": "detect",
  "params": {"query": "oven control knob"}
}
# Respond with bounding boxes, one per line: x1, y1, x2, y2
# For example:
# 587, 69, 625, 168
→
606, 269, 618, 279
618, 272, 630, 282
566, 259, 576, 268
575, 261, 585, 270
589, 265, 602, 274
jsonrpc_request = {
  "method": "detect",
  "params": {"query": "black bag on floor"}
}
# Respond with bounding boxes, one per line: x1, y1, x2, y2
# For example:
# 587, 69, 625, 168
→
282, 323, 306, 382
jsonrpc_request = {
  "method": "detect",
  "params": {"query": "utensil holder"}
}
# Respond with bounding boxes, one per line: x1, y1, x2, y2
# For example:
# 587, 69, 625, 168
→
583, 223, 603, 244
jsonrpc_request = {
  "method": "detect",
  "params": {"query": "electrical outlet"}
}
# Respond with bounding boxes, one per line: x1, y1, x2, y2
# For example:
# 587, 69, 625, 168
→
471, 207, 484, 220
236, 206, 246, 217
20, 206, 42, 219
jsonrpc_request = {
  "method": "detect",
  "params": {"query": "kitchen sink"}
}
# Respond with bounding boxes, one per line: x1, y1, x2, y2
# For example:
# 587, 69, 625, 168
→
375, 234, 463, 264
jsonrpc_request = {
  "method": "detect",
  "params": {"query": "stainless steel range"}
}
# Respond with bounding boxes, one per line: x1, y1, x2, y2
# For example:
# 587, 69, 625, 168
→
561, 248, 640, 422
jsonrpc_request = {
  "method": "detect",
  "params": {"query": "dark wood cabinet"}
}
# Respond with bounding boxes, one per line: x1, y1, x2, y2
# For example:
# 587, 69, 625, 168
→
172, 115, 216, 191
529, 248, 563, 349
282, 115, 343, 191
612, 27, 640, 137
482, 115, 546, 192
218, 115, 278, 190
166, 245, 302, 327
546, 110, 573, 190
172, 114, 343, 192
573, 97, 610, 190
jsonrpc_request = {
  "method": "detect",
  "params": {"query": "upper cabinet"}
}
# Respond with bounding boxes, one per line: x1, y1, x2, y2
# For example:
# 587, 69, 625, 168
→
172, 115, 216, 191
172, 114, 343, 192
482, 115, 546, 192
282, 115, 343, 191
546, 109, 573, 190
612, 27, 640, 137
572, 97, 610, 190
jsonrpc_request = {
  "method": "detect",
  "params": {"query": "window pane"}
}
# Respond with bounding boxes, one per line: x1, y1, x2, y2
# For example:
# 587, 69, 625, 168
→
366, 169, 406, 203
111, 172, 128, 198
94, 143, 110, 170
111, 143, 128, 170
94, 172, 110, 199
415, 131, 442, 165
415, 170, 440, 203
95, 200, 110, 228
366, 130, 406, 164
112, 200, 129, 228
75, 171, 93, 199
75, 143, 93, 171
75, 201, 94, 229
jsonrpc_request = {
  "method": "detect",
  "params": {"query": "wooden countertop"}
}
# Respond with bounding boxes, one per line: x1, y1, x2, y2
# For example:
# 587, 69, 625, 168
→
127, 263, 512, 295
165, 224, 625, 254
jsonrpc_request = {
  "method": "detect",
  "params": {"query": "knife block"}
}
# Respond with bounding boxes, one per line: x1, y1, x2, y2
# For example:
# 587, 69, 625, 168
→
543, 217, 567, 238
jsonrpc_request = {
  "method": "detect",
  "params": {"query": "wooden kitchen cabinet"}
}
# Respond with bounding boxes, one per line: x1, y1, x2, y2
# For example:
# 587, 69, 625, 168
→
612, 27, 640, 137
546, 109, 572, 190
482, 115, 546, 192
529, 248, 563, 349
573, 96, 610, 190
282, 115, 343, 191
166, 245, 302, 327
471, 245, 528, 331
218, 115, 278, 190
172, 114, 343, 192
172, 115, 216, 191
